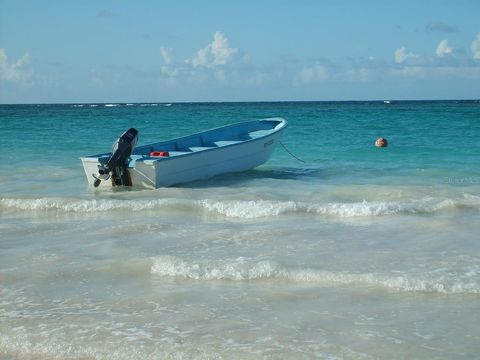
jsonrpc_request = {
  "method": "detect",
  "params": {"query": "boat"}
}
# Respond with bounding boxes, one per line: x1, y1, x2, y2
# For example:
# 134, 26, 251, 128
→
80, 117, 288, 189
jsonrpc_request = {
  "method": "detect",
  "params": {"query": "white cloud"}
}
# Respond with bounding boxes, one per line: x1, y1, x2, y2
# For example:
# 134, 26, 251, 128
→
394, 46, 418, 63
161, 65, 177, 77
186, 32, 238, 68
472, 33, 480, 60
0, 48, 31, 82
436, 39, 453, 57
158, 32, 244, 85
294, 64, 327, 85
160, 47, 173, 65
159, 47, 177, 77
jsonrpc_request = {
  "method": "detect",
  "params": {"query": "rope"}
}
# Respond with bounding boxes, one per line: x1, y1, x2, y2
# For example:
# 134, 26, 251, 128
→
280, 141, 306, 163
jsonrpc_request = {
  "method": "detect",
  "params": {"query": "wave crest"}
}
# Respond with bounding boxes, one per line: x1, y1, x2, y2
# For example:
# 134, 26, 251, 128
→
198, 198, 465, 218
150, 256, 480, 294
0, 197, 183, 212
1, 195, 478, 218
151, 256, 277, 281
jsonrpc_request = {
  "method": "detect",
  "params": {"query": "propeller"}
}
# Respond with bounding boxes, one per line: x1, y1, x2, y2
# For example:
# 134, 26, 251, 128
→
92, 172, 110, 187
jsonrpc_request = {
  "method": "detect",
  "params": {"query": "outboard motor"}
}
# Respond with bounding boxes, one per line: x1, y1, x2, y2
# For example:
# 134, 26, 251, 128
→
93, 128, 139, 187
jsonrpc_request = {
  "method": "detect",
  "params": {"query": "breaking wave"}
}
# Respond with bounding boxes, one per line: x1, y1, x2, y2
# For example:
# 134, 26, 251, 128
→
196, 197, 478, 218
150, 256, 480, 294
1, 195, 479, 218
0, 197, 188, 213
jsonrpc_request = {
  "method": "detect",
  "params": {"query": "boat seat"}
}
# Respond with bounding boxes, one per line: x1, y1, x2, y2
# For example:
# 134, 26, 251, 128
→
189, 146, 216, 152
140, 158, 158, 165
128, 154, 146, 167
248, 130, 272, 138
137, 151, 191, 165
165, 151, 191, 157
213, 140, 242, 147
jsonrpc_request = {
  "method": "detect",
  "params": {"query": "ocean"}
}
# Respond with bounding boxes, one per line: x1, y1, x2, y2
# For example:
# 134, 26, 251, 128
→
1, 101, 479, 359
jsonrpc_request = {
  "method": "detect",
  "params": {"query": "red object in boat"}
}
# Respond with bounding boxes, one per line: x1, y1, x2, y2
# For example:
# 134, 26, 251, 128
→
150, 151, 170, 157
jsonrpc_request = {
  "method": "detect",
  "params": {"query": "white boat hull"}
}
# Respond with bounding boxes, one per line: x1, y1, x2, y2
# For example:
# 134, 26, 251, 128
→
81, 118, 287, 189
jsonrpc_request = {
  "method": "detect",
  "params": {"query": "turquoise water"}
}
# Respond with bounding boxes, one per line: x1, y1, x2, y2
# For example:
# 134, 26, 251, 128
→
1, 101, 480, 359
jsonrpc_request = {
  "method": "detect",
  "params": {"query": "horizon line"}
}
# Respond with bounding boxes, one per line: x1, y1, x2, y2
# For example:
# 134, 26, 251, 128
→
1, 98, 479, 106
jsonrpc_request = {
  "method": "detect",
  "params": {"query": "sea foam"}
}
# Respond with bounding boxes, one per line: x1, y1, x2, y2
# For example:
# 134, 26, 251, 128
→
197, 198, 465, 218
150, 256, 480, 294
1, 195, 478, 219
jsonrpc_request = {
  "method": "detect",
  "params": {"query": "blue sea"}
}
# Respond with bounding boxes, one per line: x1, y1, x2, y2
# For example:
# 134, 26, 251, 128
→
1, 101, 480, 359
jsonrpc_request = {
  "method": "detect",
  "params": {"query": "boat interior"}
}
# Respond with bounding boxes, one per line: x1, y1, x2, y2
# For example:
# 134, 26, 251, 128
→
128, 118, 284, 160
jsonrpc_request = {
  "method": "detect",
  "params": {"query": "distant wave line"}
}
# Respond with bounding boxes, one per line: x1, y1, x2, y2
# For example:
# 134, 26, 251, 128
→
69, 103, 173, 108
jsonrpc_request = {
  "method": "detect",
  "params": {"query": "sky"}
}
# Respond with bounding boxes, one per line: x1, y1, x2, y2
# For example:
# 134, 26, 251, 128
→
1, 0, 479, 103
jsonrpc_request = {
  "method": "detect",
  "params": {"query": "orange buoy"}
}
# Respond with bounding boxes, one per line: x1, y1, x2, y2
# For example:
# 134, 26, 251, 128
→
375, 138, 388, 148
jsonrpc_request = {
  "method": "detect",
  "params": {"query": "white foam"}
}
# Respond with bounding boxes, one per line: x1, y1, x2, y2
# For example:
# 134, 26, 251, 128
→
198, 199, 297, 218
283, 269, 480, 294
151, 256, 277, 281
150, 256, 480, 294
0, 197, 186, 213
197, 197, 477, 219
104, 104, 118, 107
1, 196, 478, 218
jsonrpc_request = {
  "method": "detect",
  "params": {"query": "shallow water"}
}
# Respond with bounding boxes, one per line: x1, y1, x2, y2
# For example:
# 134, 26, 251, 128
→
1, 101, 480, 359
